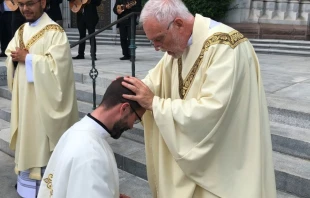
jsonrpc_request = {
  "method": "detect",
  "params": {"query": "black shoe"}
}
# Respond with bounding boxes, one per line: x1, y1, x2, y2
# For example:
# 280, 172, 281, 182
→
15, 183, 17, 189
73, 55, 85, 60
120, 56, 130, 60
0, 53, 7, 57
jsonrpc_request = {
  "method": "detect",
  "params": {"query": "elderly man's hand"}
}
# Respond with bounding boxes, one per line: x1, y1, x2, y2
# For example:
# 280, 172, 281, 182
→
122, 76, 154, 111
11, 47, 28, 63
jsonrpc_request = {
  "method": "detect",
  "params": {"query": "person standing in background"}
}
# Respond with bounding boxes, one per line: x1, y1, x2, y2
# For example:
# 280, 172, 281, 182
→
5, 0, 79, 196
11, 9, 26, 36
72, 0, 102, 60
0, 0, 13, 57
46, 0, 63, 26
113, 0, 141, 60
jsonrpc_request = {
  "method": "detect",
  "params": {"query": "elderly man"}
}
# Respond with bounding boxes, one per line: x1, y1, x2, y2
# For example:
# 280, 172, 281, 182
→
122, 0, 277, 197
38, 77, 145, 198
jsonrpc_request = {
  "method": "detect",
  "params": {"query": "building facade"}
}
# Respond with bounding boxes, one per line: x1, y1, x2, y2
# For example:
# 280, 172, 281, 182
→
61, 0, 310, 40
223, 0, 310, 40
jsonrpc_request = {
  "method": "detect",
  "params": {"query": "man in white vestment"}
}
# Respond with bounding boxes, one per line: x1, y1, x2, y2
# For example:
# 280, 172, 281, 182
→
37, 77, 145, 198
121, 0, 277, 197
5, 0, 79, 197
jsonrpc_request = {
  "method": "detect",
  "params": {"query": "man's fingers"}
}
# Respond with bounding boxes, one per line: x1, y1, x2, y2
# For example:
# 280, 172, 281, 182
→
123, 76, 145, 88
123, 76, 139, 84
121, 81, 138, 93
122, 93, 137, 101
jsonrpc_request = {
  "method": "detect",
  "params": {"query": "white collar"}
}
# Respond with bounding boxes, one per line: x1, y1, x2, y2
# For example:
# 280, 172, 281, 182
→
187, 34, 193, 46
29, 14, 44, 27
83, 116, 110, 139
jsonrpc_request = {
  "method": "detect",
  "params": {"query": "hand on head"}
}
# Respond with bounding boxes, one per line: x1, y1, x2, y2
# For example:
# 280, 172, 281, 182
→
121, 76, 154, 111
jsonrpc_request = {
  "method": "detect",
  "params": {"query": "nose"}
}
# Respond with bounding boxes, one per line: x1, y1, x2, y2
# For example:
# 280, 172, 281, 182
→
151, 41, 162, 51
154, 46, 160, 51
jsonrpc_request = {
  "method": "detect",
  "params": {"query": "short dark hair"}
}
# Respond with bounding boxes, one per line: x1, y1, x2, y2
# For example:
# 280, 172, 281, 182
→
100, 77, 141, 110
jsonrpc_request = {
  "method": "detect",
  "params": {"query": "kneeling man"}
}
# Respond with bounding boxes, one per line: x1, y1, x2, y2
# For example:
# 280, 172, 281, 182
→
37, 77, 145, 198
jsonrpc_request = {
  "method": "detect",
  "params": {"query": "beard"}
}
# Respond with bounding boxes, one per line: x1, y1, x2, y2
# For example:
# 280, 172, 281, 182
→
110, 117, 130, 139
165, 32, 184, 59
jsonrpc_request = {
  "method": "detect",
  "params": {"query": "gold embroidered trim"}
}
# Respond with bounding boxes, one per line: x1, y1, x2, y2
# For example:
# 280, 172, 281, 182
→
18, 24, 26, 49
43, 174, 53, 197
178, 30, 248, 99
25, 24, 64, 50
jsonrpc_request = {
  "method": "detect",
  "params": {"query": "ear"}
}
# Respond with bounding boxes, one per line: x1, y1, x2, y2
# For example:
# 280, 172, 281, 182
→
119, 103, 130, 115
174, 18, 184, 29
41, 0, 47, 9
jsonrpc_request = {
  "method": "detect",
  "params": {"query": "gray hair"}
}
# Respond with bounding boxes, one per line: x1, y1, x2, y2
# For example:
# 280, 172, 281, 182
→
139, 0, 193, 26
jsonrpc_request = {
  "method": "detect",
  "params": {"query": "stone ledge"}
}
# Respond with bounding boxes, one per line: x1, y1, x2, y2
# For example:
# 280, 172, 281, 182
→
229, 23, 310, 40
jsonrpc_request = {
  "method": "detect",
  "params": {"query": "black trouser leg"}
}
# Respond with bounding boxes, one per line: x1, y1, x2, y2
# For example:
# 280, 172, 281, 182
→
86, 24, 96, 58
0, 12, 12, 53
77, 14, 86, 56
127, 25, 132, 57
119, 24, 130, 57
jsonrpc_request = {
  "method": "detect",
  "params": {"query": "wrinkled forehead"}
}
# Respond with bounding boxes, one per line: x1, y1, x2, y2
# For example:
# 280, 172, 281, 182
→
143, 18, 167, 40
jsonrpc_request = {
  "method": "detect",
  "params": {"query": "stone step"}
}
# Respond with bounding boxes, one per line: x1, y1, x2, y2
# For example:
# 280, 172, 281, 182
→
0, 113, 307, 197
252, 43, 310, 51
270, 121, 310, 160
68, 35, 150, 43
65, 30, 310, 55
249, 39, 310, 46
69, 40, 151, 47
274, 151, 310, 198
267, 96, 310, 130
254, 48, 310, 56
65, 30, 148, 39
66, 31, 151, 47
277, 191, 302, 198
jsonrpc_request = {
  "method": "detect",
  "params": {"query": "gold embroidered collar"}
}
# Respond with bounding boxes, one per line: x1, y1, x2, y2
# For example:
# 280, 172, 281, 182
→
177, 30, 247, 99
18, 24, 64, 50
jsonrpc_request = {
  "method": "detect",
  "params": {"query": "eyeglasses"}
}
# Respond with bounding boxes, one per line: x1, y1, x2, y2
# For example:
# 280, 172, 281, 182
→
129, 105, 142, 124
150, 19, 175, 45
17, 0, 40, 9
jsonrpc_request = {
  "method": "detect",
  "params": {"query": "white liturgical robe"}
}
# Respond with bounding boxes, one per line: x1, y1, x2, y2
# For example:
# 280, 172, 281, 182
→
5, 12, 79, 179
142, 14, 277, 198
37, 115, 119, 198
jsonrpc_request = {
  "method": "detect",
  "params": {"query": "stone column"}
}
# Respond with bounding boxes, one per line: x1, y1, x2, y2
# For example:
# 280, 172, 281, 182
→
111, 0, 117, 33
300, 0, 310, 24
62, 0, 71, 28
262, 0, 277, 19
249, 0, 264, 22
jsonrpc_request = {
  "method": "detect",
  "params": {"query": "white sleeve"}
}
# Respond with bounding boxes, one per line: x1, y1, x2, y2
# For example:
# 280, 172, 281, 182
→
25, 54, 34, 82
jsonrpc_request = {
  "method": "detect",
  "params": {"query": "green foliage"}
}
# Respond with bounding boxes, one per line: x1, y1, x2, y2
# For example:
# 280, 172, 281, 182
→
141, 0, 148, 7
183, 0, 235, 20
141, 0, 235, 21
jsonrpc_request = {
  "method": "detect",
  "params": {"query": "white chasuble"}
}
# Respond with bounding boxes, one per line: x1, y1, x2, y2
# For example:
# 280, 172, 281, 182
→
5, 13, 79, 180
142, 14, 277, 198
37, 116, 120, 198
